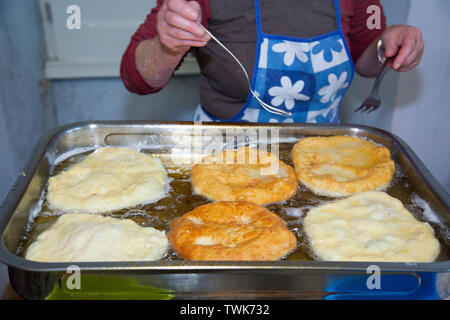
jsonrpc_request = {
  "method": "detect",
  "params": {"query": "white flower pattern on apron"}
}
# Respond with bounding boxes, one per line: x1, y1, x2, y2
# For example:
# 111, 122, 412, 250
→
318, 71, 349, 103
268, 76, 310, 110
272, 41, 310, 65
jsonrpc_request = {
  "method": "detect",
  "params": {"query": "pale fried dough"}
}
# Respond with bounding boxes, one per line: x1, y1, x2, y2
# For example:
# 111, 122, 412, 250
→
25, 213, 169, 262
47, 147, 168, 213
291, 136, 395, 197
303, 191, 440, 262
168, 201, 297, 260
191, 147, 298, 204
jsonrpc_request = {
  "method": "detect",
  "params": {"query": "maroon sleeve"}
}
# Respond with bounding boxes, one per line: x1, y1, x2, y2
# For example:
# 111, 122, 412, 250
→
348, 0, 387, 63
120, 0, 210, 95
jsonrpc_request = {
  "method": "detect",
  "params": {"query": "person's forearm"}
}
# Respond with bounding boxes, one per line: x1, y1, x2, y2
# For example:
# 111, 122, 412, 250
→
135, 36, 186, 88
354, 36, 383, 78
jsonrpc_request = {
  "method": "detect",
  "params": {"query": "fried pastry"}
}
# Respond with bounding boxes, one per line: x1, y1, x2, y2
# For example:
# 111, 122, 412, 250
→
191, 147, 298, 204
303, 191, 440, 262
47, 147, 169, 213
291, 136, 395, 197
168, 201, 297, 260
25, 213, 169, 262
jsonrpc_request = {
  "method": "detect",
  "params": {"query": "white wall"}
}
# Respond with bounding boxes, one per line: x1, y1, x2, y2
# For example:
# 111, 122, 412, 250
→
0, 0, 56, 299
0, 94, 13, 299
0, 2, 56, 203
52, 76, 199, 125
391, 0, 450, 191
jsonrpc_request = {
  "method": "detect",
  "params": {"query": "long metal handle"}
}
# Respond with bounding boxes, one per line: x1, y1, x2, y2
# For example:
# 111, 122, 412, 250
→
197, 23, 292, 117
370, 59, 391, 98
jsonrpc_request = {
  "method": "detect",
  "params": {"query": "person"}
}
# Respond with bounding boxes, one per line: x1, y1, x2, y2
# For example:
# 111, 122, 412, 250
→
120, 0, 424, 123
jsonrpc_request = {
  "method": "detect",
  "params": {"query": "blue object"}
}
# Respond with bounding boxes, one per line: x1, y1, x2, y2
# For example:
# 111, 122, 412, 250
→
324, 272, 439, 300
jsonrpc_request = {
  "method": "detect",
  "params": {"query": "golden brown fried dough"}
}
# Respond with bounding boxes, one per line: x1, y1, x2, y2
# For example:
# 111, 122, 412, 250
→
168, 201, 297, 261
191, 147, 298, 204
291, 136, 395, 197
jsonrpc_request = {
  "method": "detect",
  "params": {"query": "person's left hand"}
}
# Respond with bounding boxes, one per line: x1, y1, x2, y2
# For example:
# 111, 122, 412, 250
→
381, 24, 424, 72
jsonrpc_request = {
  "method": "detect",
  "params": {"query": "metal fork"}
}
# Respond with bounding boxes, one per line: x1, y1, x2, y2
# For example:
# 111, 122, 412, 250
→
354, 58, 392, 114
354, 39, 395, 114
197, 22, 292, 117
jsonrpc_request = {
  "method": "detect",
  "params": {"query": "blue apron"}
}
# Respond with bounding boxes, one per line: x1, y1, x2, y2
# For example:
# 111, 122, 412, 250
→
194, 0, 354, 123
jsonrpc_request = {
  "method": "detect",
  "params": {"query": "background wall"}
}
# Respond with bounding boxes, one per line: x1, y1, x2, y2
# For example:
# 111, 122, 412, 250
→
390, 0, 450, 191
52, 76, 199, 125
0, 0, 449, 298
0, 1, 56, 200
0, 0, 56, 296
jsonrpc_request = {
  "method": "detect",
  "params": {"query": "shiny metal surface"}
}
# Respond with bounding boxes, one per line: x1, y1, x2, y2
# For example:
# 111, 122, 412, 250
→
0, 121, 449, 299
197, 23, 291, 117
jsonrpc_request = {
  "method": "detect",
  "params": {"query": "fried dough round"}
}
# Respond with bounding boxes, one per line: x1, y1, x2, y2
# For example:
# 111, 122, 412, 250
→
168, 201, 297, 260
191, 147, 298, 204
47, 147, 168, 213
303, 191, 440, 262
291, 136, 395, 197
25, 213, 169, 262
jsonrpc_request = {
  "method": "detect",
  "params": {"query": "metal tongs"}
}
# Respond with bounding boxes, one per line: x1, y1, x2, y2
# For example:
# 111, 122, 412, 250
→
197, 22, 292, 117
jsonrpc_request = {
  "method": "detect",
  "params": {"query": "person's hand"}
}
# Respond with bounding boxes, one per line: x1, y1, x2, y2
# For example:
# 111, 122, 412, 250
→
156, 0, 210, 55
381, 24, 424, 72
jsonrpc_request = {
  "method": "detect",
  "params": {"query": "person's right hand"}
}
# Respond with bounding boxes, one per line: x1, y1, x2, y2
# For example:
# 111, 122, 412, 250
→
157, 0, 210, 55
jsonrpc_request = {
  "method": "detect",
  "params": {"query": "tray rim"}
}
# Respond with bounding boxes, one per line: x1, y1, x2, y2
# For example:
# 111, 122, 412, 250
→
1, 120, 449, 273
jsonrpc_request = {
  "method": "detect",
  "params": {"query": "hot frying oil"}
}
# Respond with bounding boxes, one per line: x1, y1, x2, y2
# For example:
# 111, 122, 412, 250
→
17, 143, 449, 262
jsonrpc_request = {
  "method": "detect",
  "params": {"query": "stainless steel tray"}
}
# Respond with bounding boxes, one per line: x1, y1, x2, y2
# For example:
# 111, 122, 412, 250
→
0, 121, 449, 300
